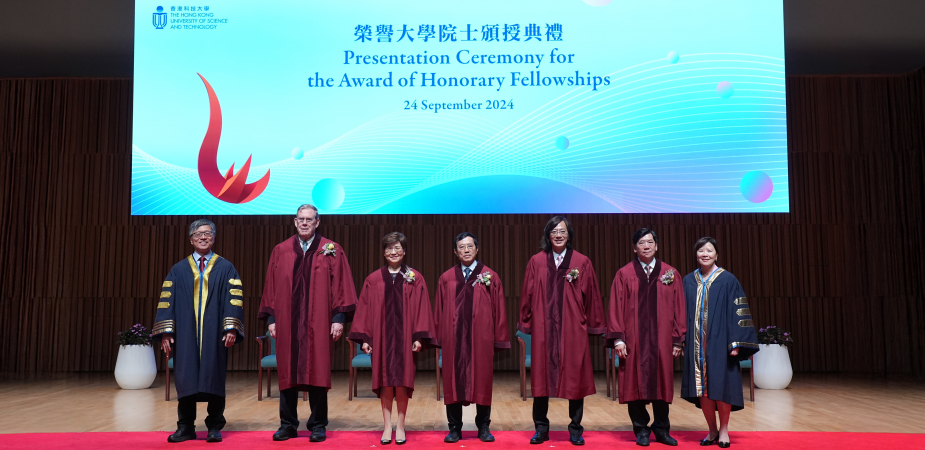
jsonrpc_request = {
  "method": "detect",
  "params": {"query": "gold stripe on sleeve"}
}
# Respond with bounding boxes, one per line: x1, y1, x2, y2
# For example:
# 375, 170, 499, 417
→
738, 319, 754, 328
734, 297, 748, 305
229, 289, 243, 296
160, 291, 171, 298
229, 279, 243, 286
728, 342, 759, 350
230, 299, 244, 307
736, 308, 752, 316
162, 281, 173, 288
157, 302, 170, 309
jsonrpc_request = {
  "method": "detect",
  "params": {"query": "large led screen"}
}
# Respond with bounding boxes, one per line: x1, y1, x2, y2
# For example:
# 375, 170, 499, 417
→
132, 0, 788, 214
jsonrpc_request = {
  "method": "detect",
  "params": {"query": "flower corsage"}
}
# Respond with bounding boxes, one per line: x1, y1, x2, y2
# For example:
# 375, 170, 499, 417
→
660, 269, 675, 285
473, 272, 492, 287
318, 242, 336, 256
565, 268, 580, 283
402, 269, 416, 284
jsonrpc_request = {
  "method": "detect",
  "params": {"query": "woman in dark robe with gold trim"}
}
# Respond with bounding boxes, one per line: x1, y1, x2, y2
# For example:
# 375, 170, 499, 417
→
348, 232, 436, 445
681, 237, 758, 448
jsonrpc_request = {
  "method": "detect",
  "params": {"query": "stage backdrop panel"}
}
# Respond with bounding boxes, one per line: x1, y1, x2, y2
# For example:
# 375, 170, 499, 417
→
0, 69, 923, 376
132, 0, 789, 214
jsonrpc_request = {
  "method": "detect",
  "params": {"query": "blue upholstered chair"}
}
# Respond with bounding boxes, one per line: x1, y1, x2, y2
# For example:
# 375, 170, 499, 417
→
164, 351, 174, 401
516, 331, 532, 401
347, 338, 371, 400
256, 331, 276, 401
604, 335, 622, 401
256, 331, 306, 401
740, 356, 755, 402
435, 349, 443, 400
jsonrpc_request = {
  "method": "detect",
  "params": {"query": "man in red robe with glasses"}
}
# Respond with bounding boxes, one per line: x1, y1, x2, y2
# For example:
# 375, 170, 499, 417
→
606, 228, 686, 447
434, 232, 510, 443
258, 204, 357, 442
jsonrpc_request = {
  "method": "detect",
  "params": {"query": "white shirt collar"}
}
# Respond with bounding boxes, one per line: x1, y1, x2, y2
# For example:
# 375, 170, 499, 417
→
553, 249, 567, 267
461, 260, 478, 273
638, 257, 656, 270
299, 234, 315, 250
193, 250, 214, 263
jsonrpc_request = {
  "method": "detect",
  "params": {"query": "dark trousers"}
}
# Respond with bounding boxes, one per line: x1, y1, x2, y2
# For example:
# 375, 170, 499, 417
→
446, 403, 491, 431
533, 397, 584, 436
177, 393, 226, 431
627, 400, 670, 437
280, 386, 328, 432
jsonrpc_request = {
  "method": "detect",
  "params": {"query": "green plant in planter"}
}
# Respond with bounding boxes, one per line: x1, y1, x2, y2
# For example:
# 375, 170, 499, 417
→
117, 323, 153, 346
757, 325, 793, 347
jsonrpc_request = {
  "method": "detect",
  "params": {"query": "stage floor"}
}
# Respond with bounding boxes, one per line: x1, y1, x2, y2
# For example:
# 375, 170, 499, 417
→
0, 371, 923, 434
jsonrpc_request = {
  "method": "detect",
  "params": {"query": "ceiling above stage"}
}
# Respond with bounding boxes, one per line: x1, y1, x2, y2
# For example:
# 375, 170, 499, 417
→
0, 0, 924, 77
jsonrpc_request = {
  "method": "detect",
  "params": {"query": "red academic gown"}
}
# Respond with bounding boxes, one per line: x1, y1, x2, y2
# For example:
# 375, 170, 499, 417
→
434, 263, 511, 406
258, 235, 357, 391
518, 249, 606, 399
606, 260, 686, 403
348, 265, 436, 398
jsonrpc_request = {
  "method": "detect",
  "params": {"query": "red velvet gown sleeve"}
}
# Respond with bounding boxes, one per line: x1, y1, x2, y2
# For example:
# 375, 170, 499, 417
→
409, 273, 436, 347
490, 272, 511, 349
330, 242, 358, 320
518, 258, 538, 335
581, 258, 607, 335
605, 267, 628, 348
257, 246, 280, 320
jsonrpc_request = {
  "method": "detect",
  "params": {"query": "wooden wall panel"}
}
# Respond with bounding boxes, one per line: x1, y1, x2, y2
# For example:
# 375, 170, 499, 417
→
1, 70, 923, 376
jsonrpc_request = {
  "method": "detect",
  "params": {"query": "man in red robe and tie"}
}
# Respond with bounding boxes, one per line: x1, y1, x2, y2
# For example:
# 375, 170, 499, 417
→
606, 228, 686, 447
434, 232, 510, 443
519, 216, 606, 446
258, 204, 358, 442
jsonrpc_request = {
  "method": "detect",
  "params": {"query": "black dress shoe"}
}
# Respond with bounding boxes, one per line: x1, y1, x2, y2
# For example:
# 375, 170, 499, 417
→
206, 430, 222, 443
653, 431, 678, 446
718, 441, 730, 448
700, 436, 718, 446
478, 428, 495, 442
444, 430, 462, 443
380, 438, 392, 445
272, 427, 298, 441
570, 434, 585, 446
309, 428, 327, 442
530, 431, 549, 444
167, 429, 197, 443
636, 433, 651, 447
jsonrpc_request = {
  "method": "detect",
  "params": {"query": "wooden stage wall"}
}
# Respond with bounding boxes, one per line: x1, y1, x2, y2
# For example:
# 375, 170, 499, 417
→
1, 70, 923, 377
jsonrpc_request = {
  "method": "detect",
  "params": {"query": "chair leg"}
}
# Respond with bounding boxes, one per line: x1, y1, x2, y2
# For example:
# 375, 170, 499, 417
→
354, 370, 358, 398
435, 360, 441, 401
605, 353, 611, 399
749, 357, 755, 402
349, 367, 354, 401
520, 366, 526, 401
165, 353, 171, 402
267, 367, 273, 399
258, 364, 263, 401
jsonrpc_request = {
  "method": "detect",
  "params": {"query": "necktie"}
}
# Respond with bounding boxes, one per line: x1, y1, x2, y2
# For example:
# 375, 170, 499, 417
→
645, 265, 651, 279
199, 257, 206, 272
464, 267, 472, 280
555, 254, 562, 268
301, 240, 308, 252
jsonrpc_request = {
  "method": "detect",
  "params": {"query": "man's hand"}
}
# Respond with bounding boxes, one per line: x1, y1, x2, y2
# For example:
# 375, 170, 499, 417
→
614, 341, 628, 359
672, 346, 683, 358
268, 323, 277, 339
362, 343, 372, 354
161, 335, 174, 353
331, 323, 344, 341
412, 340, 422, 352
730, 348, 739, 357
223, 331, 237, 347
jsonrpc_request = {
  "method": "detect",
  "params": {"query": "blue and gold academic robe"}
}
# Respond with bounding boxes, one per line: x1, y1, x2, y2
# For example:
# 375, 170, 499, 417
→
152, 255, 245, 398
680, 269, 758, 411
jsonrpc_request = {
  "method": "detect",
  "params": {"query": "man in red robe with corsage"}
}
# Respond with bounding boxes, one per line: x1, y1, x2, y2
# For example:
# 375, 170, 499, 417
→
258, 204, 357, 442
606, 228, 686, 447
518, 216, 606, 446
434, 232, 510, 443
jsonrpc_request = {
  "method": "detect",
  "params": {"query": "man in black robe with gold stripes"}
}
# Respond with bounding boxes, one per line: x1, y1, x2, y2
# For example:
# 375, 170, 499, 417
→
152, 219, 245, 443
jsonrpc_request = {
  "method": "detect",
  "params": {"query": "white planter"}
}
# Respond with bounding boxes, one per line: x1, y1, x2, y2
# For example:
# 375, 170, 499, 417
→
114, 344, 157, 390
752, 344, 793, 390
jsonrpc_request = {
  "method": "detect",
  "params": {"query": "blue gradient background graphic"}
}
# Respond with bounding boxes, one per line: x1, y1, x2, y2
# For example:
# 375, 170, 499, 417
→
132, 0, 789, 214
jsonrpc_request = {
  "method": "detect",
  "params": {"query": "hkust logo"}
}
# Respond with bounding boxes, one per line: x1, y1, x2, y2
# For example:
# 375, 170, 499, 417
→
196, 74, 271, 204
152, 6, 167, 29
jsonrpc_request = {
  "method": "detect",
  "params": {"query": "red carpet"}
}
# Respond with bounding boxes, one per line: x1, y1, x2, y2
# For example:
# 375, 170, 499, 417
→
2, 430, 922, 449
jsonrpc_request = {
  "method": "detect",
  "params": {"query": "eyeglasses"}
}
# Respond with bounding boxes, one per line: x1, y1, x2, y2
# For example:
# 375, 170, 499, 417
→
295, 218, 317, 224
191, 231, 214, 238
549, 230, 569, 237
457, 244, 476, 251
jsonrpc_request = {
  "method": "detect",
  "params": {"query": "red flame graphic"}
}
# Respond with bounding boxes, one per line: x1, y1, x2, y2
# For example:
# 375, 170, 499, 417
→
197, 73, 270, 204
